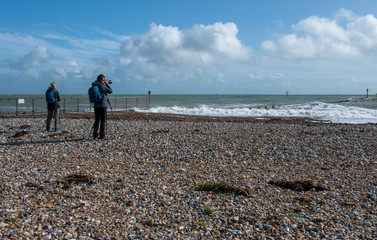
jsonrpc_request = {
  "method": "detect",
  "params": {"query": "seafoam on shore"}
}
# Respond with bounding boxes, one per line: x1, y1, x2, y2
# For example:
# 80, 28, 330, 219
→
144, 101, 377, 124
0, 114, 376, 239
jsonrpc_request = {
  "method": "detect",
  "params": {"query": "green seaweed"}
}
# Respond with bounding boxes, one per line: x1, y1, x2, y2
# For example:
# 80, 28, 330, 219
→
198, 222, 207, 227
203, 205, 215, 215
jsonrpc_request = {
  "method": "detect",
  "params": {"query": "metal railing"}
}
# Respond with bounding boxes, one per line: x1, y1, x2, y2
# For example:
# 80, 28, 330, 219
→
0, 96, 149, 116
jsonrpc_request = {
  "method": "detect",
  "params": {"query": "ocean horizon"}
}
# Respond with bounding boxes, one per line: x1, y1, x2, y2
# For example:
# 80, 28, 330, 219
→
1, 94, 377, 124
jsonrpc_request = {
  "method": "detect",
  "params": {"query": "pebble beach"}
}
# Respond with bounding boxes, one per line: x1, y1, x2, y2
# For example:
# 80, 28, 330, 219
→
0, 112, 376, 239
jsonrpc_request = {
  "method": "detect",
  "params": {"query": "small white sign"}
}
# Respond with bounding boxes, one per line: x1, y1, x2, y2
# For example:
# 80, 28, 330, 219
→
18, 99, 25, 104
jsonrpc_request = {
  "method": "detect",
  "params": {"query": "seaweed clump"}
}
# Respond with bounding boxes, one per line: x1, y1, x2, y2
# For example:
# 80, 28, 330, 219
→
58, 174, 95, 185
269, 180, 326, 192
12, 130, 28, 138
193, 182, 251, 196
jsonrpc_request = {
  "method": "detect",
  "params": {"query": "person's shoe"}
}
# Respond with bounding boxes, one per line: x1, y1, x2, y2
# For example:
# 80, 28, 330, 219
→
46, 128, 50, 132
99, 135, 106, 140
55, 128, 61, 132
93, 133, 99, 139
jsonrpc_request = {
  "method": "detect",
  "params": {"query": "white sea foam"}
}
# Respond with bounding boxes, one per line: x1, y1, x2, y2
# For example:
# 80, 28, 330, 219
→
140, 102, 377, 124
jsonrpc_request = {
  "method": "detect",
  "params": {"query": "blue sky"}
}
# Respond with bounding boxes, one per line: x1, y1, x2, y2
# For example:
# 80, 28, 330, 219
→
1, 0, 377, 94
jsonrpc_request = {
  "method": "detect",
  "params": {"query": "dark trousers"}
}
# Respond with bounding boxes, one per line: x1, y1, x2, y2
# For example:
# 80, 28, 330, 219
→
46, 108, 60, 131
93, 107, 107, 138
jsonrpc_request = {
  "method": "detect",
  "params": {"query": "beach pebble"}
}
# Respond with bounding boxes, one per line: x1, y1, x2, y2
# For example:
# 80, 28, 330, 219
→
0, 114, 376, 239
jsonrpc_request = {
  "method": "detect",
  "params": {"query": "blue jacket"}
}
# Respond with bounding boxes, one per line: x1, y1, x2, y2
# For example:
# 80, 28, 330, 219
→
92, 81, 113, 108
45, 88, 61, 110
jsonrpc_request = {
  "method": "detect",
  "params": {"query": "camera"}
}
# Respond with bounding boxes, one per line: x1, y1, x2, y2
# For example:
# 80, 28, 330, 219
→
107, 80, 112, 84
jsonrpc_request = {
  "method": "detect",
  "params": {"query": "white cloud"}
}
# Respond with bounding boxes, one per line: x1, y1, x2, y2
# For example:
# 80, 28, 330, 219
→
261, 10, 377, 59
248, 72, 286, 80
46, 67, 68, 79
0, 28, 122, 86
0, 32, 47, 57
1, 46, 52, 73
262, 34, 320, 59
269, 73, 286, 79
249, 73, 263, 79
0, 22, 254, 93
348, 14, 377, 53
121, 22, 252, 71
293, 16, 347, 41
350, 75, 376, 85
121, 23, 183, 66
184, 22, 251, 60
334, 8, 356, 22
115, 22, 254, 91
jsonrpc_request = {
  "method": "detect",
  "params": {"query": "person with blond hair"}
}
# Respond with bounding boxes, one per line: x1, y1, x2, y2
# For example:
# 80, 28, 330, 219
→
45, 82, 61, 132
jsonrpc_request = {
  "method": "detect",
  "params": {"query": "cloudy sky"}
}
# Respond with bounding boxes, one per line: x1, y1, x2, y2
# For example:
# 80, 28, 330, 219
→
1, 0, 377, 94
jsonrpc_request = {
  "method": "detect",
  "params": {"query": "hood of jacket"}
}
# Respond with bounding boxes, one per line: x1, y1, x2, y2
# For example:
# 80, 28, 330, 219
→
91, 80, 109, 108
92, 80, 102, 87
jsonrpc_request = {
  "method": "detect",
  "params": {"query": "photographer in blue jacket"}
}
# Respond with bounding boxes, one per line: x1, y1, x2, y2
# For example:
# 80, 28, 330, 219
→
92, 74, 113, 139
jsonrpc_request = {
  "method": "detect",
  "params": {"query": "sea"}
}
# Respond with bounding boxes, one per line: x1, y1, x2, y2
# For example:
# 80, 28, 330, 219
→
1, 94, 377, 124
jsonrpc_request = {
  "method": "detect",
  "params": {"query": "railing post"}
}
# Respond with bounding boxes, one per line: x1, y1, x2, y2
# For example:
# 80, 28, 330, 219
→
148, 91, 151, 110
15, 99, 18, 116
32, 99, 35, 115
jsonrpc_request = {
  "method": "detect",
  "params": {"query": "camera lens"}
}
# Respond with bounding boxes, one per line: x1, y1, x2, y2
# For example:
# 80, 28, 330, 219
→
108, 80, 112, 84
